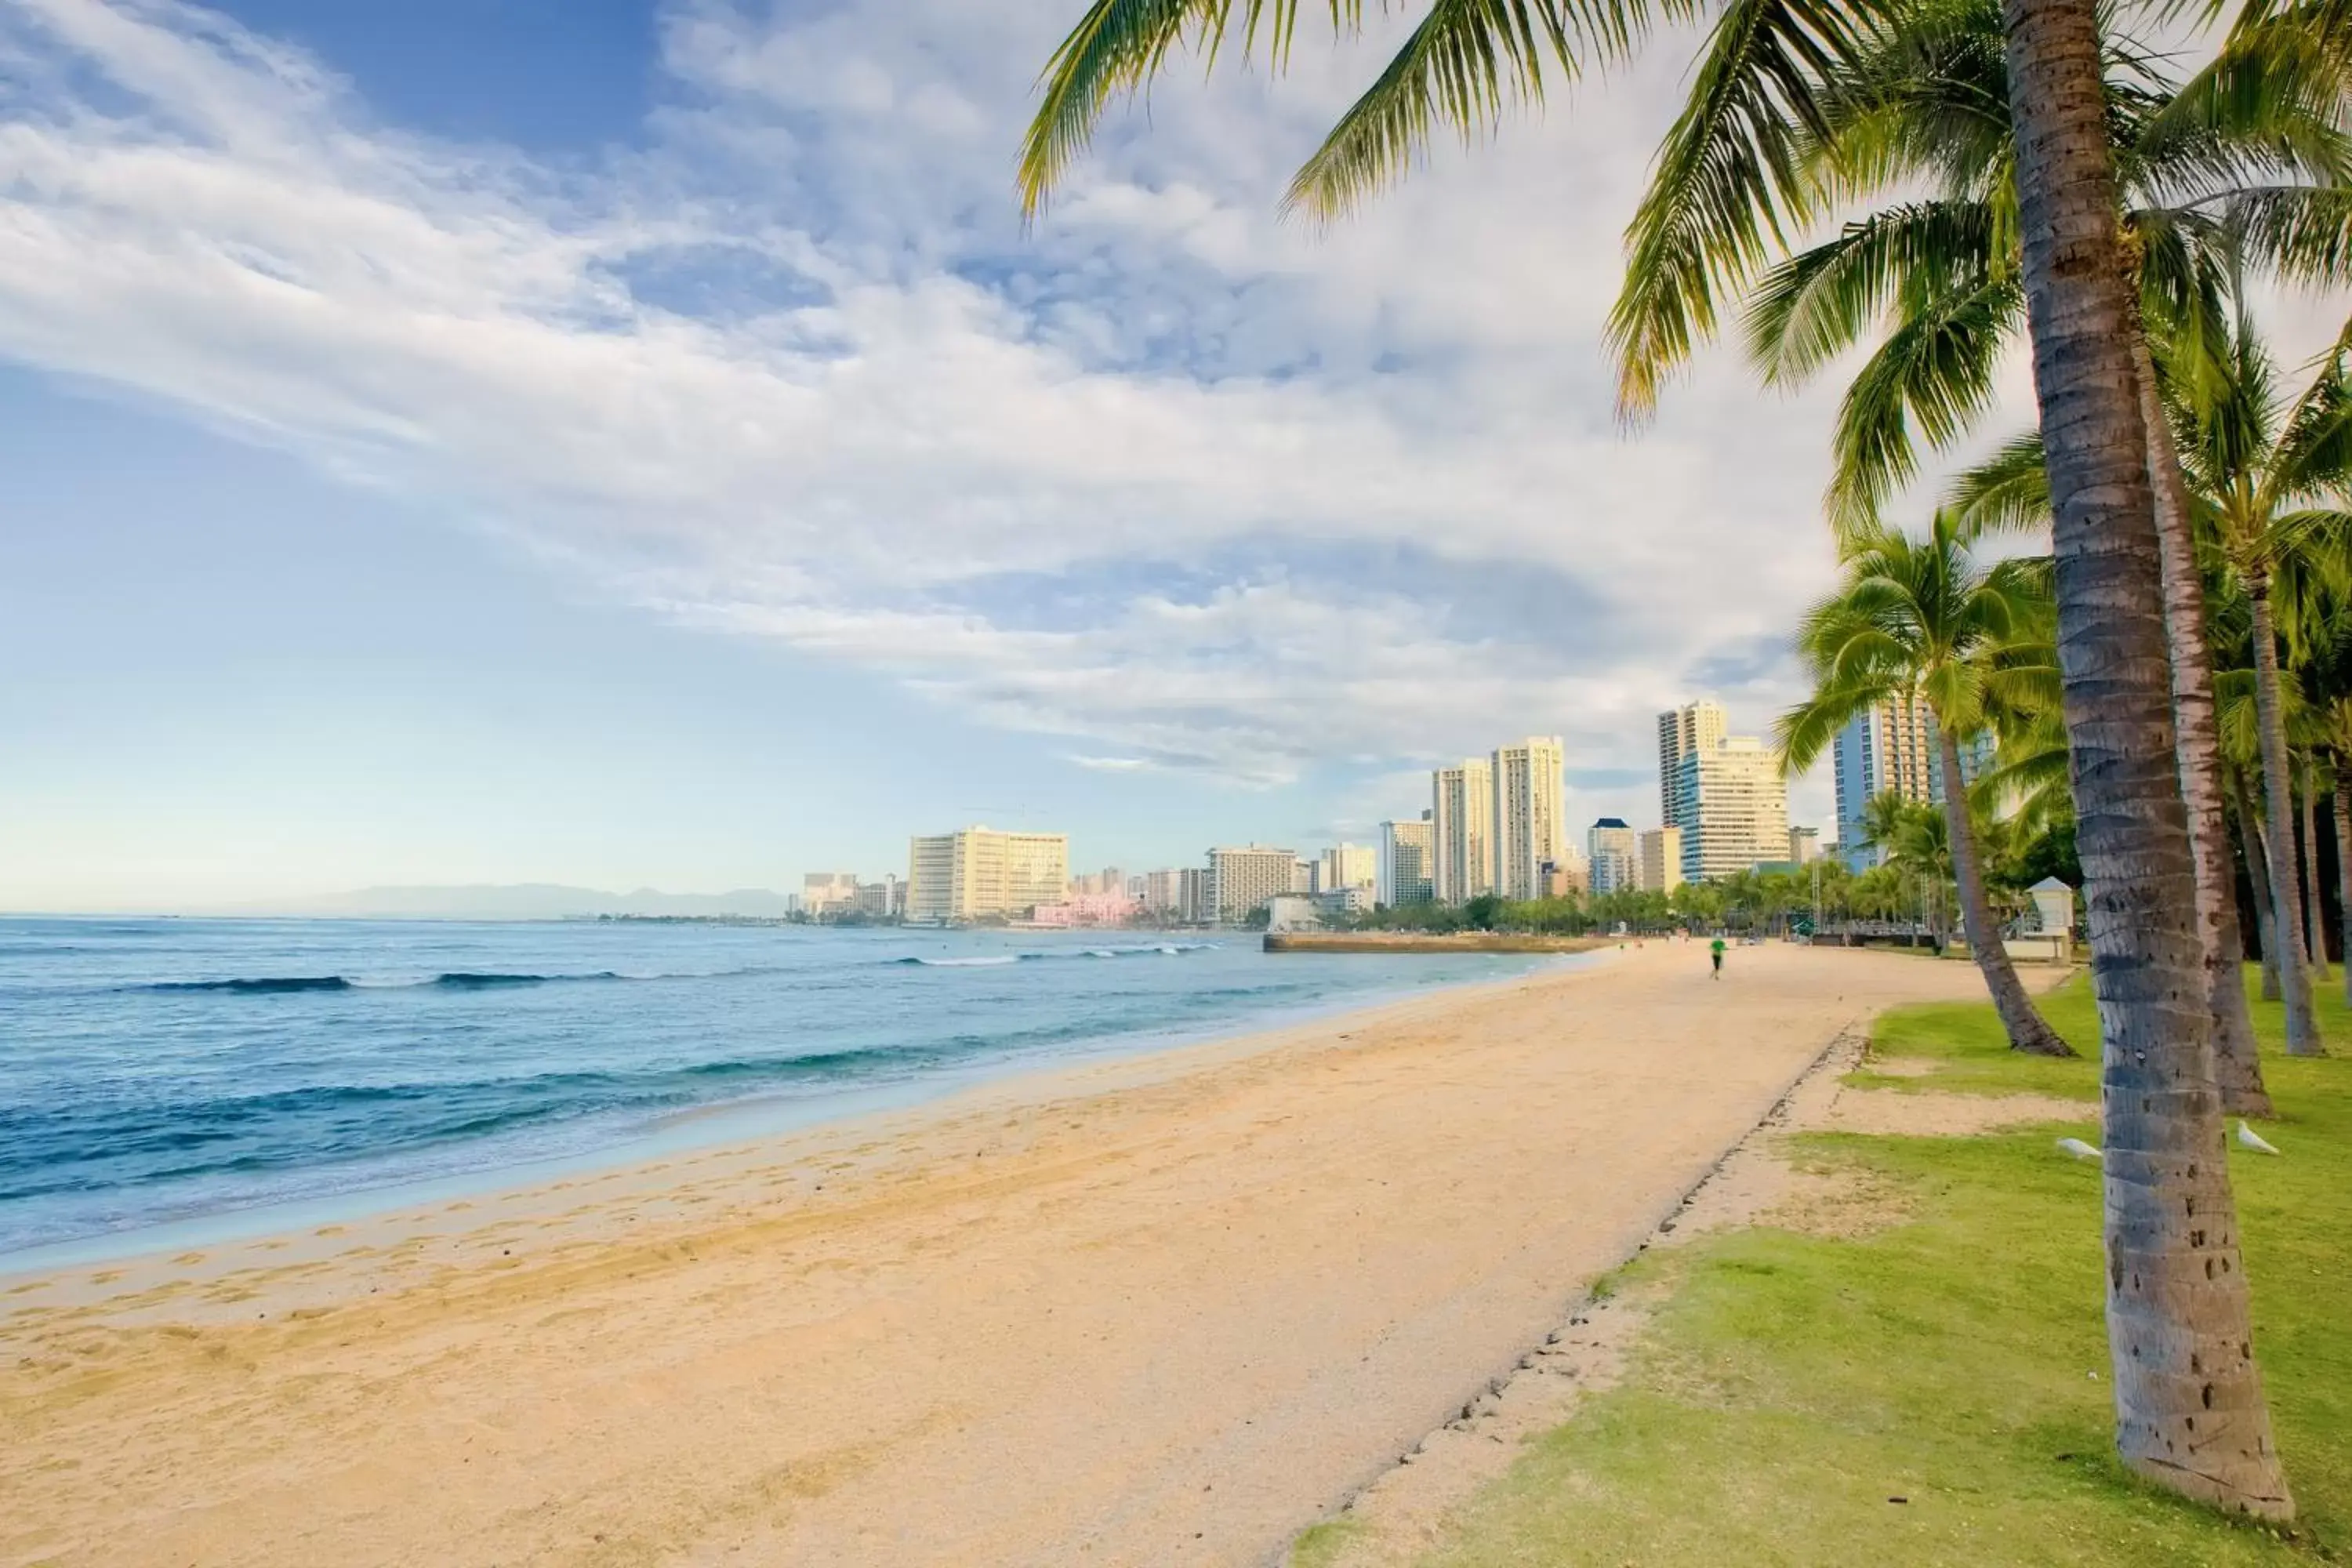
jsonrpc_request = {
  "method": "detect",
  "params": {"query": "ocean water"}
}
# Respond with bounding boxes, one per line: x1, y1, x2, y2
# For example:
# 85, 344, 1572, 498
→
0, 916, 1550, 1260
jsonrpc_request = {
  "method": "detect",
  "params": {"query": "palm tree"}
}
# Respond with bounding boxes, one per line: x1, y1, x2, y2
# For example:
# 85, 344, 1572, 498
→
1957, 321, 2346, 1060
1780, 514, 2074, 1052
1643, 0, 2347, 1105
2214, 611, 2303, 1006
2235, 760, 2288, 999
2299, 751, 2332, 977
1019, 0, 2293, 1520
1958, 436, 2283, 1107
1857, 789, 1955, 943
1849, 860, 1909, 920
2167, 315, 2352, 1056
2299, 594, 2352, 1000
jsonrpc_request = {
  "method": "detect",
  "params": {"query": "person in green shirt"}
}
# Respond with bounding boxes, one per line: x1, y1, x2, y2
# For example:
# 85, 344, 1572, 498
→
1710, 936, 1725, 979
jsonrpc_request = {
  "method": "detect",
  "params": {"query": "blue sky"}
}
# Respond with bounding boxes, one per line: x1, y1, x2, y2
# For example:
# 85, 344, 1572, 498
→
0, 0, 1886, 909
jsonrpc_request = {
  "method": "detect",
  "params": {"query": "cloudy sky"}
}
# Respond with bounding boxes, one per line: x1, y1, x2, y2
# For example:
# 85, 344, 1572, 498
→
0, 0, 1950, 909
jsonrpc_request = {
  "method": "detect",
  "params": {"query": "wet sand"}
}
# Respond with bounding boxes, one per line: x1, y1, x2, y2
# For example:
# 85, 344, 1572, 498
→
2, 942, 2009, 1567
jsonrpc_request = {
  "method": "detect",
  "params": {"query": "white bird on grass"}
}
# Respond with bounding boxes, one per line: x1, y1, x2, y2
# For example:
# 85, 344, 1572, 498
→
2236, 1120, 2282, 1156
2056, 1137, 2103, 1162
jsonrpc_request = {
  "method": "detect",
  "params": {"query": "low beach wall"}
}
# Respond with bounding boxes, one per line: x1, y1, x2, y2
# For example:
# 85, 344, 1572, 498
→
1263, 932, 1611, 955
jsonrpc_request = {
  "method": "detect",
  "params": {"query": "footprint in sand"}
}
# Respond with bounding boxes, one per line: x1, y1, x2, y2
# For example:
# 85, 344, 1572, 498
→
87, 1270, 123, 1286
314, 1225, 347, 1238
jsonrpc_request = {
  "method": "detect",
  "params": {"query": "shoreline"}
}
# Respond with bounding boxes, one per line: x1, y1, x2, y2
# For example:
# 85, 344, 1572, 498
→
5, 944, 2010, 1568
0, 950, 1601, 1285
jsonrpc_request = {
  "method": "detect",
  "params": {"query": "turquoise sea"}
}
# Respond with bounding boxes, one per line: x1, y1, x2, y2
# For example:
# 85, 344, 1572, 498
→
0, 916, 1552, 1261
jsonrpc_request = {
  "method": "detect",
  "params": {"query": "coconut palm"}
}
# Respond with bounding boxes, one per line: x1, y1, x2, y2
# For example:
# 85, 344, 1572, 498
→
2299, 751, 2333, 975
1646, 0, 2350, 1104
1849, 860, 1910, 920
1958, 325, 2347, 1061
2169, 315, 2352, 1055
2299, 593, 2352, 999
1019, 0, 2293, 1520
1956, 434, 2282, 1109
2214, 601, 2306, 1006
1778, 512, 2073, 1052
1855, 789, 1952, 939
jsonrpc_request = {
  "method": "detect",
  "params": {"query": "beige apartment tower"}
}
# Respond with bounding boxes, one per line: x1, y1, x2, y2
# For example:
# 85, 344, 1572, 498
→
1639, 826, 1684, 894
1657, 699, 1728, 830
1319, 844, 1377, 895
906, 827, 1069, 923
1206, 845, 1302, 924
1674, 737, 1791, 882
1431, 760, 1494, 905
1490, 736, 1566, 902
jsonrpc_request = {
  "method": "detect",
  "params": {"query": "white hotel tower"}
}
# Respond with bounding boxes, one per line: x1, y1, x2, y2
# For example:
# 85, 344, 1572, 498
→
1490, 736, 1566, 902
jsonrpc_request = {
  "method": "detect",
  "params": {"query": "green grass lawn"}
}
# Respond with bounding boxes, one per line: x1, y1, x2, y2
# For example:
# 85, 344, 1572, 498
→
1297, 968, 2351, 1566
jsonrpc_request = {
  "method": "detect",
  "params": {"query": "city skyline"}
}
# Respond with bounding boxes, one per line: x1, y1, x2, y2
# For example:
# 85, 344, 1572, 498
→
31, 693, 1818, 920
837, 698, 1814, 926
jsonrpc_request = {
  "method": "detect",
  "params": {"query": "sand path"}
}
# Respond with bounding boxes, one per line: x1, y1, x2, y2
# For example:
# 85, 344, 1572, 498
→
2, 943, 2003, 1567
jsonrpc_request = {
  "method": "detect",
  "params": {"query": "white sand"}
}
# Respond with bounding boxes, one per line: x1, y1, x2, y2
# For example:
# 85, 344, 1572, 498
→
2, 942, 2006, 1567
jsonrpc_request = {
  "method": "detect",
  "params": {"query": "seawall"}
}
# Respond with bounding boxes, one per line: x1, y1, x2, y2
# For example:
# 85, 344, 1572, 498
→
1263, 933, 1613, 955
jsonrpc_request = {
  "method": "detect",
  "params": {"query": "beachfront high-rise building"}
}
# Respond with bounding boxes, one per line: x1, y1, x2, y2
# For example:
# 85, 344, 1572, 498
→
1588, 818, 1638, 895
906, 827, 1069, 924
1639, 826, 1684, 894
803, 872, 859, 915
1789, 826, 1821, 865
1675, 736, 1791, 883
1831, 695, 1940, 870
1319, 844, 1377, 898
1206, 845, 1301, 924
1179, 866, 1209, 923
1431, 760, 1494, 905
1142, 868, 1198, 920
1657, 700, 1728, 830
852, 876, 906, 919
1490, 737, 1566, 901
1377, 818, 1436, 908
1829, 699, 1997, 870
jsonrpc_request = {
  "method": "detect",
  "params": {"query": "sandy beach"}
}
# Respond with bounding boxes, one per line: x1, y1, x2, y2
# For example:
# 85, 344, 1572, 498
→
3, 942, 2013, 1567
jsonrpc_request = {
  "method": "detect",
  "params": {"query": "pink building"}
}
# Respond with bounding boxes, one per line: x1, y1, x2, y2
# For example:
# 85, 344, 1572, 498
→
1027, 891, 1144, 928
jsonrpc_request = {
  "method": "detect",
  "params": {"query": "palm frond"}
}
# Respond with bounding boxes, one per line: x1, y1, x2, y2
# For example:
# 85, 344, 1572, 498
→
1607, 0, 1881, 420
1945, 430, 2051, 535
2135, 22, 2352, 204
1286, 0, 1648, 220
1741, 199, 1998, 385
1777, 677, 1898, 773
2227, 186, 2352, 285
1824, 273, 2021, 532
1022, 0, 1251, 216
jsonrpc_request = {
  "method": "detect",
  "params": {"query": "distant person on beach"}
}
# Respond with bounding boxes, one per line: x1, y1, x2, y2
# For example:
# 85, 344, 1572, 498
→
1710, 937, 1725, 979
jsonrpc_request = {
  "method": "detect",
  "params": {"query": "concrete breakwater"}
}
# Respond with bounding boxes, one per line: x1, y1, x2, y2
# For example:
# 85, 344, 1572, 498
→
1263, 933, 1613, 955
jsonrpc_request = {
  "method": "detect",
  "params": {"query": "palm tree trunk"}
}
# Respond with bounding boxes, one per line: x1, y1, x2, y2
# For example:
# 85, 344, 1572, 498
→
2249, 582, 2323, 1057
2299, 767, 2328, 978
2134, 336, 2269, 1113
2235, 768, 2283, 1001
2002, 0, 2291, 1515
1936, 728, 2072, 1054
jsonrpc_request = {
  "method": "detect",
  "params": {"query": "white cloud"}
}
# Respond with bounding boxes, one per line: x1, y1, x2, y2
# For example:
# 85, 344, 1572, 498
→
0, 0, 1998, 828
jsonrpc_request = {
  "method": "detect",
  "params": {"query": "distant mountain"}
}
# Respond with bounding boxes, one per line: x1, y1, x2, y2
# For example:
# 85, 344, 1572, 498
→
232, 884, 800, 920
